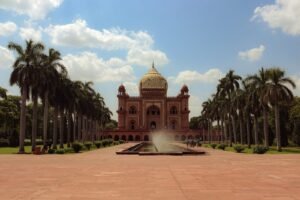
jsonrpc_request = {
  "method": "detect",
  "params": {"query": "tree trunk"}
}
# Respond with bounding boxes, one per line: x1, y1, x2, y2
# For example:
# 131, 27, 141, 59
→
274, 104, 281, 151
231, 115, 237, 144
263, 106, 269, 148
73, 112, 77, 142
53, 106, 58, 149
239, 111, 244, 144
59, 108, 64, 149
67, 112, 72, 147
246, 114, 251, 148
224, 120, 228, 144
221, 119, 224, 143
228, 115, 233, 147
31, 95, 38, 151
82, 116, 86, 142
217, 119, 220, 143
254, 115, 259, 146
19, 87, 27, 153
208, 120, 211, 143
78, 113, 82, 141
43, 91, 49, 147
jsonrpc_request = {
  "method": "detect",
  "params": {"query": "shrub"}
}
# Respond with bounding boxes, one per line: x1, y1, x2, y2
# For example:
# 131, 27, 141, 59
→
72, 142, 83, 153
119, 140, 125, 144
48, 149, 56, 154
234, 145, 245, 153
217, 144, 227, 150
113, 141, 120, 145
210, 143, 217, 149
64, 148, 73, 153
107, 139, 113, 145
84, 142, 93, 150
56, 149, 65, 154
0, 138, 9, 147
102, 139, 113, 147
253, 146, 268, 154
94, 141, 102, 148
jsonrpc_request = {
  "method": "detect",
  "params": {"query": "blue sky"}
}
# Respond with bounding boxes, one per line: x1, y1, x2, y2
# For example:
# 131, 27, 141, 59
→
1, 0, 300, 119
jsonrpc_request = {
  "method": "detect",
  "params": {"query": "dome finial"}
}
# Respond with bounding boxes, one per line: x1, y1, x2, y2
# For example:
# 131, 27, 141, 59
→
152, 61, 155, 69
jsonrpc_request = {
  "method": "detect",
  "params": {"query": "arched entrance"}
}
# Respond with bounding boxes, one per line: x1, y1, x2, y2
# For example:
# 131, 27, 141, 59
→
144, 135, 149, 141
121, 135, 126, 141
170, 120, 177, 130
135, 135, 141, 141
128, 135, 133, 141
150, 121, 156, 129
114, 135, 119, 141
147, 105, 161, 130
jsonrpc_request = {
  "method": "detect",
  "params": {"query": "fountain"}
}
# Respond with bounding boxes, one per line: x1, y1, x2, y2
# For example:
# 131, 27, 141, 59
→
116, 131, 205, 156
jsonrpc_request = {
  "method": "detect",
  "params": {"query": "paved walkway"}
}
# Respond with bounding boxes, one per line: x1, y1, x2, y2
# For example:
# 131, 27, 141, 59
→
0, 143, 300, 200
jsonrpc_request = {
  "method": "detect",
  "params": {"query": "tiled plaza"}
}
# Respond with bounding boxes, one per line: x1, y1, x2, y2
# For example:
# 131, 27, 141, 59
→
1, 143, 300, 200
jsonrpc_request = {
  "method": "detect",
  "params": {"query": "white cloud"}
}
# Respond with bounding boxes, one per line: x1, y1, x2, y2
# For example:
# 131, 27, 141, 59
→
62, 52, 135, 83
123, 82, 139, 96
19, 27, 42, 41
170, 68, 224, 84
45, 19, 153, 50
291, 75, 300, 96
189, 95, 202, 118
45, 19, 169, 67
127, 48, 168, 67
238, 45, 265, 62
0, 0, 63, 20
0, 21, 17, 36
253, 0, 300, 36
0, 45, 14, 69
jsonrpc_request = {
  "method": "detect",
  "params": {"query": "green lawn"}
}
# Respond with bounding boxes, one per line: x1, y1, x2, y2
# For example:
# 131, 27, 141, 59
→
0, 144, 95, 154
0, 146, 35, 154
202, 144, 300, 154
0, 142, 121, 154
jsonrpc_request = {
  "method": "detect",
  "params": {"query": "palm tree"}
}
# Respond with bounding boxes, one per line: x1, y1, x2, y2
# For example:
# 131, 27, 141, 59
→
265, 68, 296, 151
246, 68, 270, 148
30, 55, 45, 151
217, 70, 241, 145
40, 48, 66, 147
241, 80, 252, 148
202, 99, 214, 143
232, 88, 246, 144
49, 73, 68, 149
8, 40, 44, 153
247, 82, 261, 146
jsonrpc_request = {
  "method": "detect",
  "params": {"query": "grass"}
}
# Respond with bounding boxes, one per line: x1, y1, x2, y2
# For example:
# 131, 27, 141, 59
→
266, 146, 300, 154
202, 144, 300, 154
0, 141, 123, 154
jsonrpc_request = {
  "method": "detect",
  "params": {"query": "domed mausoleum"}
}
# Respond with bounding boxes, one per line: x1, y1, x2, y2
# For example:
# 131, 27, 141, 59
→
114, 63, 191, 141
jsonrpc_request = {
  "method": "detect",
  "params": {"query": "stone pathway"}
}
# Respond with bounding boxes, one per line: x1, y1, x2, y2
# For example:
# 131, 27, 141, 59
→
0, 143, 300, 200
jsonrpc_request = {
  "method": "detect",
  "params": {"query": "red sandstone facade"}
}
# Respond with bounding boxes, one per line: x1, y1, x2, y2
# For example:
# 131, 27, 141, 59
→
102, 64, 216, 141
